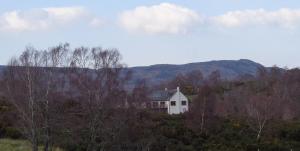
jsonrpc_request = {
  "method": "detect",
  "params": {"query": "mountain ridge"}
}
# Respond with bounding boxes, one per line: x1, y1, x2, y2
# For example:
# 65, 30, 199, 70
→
0, 59, 265, 86
125, 59, 265, 86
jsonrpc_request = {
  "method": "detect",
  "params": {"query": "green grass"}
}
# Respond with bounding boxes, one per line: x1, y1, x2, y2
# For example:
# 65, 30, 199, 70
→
0, 139, 63, 151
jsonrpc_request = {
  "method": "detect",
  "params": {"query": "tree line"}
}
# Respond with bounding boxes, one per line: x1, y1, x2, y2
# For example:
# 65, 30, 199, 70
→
0, 43, 300, 151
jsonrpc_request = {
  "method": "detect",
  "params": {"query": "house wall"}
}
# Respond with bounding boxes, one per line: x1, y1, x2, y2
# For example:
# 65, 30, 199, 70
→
149, 101, 169, 113
168, 91, 188, 114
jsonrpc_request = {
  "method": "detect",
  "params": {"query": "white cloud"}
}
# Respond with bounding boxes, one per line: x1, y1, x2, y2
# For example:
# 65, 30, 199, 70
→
44, 7, 88, 23
211, 8, 300, 28
0, 7, 103, 32
89, 18, 104, 27
119, 3, 201, 34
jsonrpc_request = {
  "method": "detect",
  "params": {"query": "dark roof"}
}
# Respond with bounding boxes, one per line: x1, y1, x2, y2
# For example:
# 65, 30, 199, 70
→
150, 89, 177, 101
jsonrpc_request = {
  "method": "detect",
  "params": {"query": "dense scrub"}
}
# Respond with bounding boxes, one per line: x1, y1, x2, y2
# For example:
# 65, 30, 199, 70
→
1, 104, 300, 151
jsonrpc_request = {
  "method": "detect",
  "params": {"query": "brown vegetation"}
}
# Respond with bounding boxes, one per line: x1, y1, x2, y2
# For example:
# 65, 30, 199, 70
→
0, 44, 299, 151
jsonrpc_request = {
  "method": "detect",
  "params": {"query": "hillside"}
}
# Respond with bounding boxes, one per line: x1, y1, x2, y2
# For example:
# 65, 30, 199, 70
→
126, 59, 264, 86
0, 59, 264, 86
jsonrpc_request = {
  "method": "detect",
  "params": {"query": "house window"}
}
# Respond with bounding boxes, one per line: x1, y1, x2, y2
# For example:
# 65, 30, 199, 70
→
181, 101, 187, 106
160, 102, 165, 105
171, 101, 176, 106
153, 102, 158, 108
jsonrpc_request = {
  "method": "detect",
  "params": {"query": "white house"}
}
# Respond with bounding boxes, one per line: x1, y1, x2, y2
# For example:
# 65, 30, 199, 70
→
149, 87, 189, 114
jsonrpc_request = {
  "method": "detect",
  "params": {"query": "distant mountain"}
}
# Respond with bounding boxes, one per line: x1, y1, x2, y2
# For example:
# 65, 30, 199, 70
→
0, 59, 265, 86
125, 59, 265, 86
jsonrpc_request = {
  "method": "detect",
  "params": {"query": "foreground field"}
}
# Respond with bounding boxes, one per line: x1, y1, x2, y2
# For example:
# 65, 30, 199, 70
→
0, 139, 63, 151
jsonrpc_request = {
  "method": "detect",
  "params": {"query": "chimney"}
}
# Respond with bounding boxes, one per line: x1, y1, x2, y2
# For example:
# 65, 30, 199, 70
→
177, 86, 180, 92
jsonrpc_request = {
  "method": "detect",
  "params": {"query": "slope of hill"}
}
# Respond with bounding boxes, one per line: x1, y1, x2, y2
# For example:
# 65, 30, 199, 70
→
126, 59, 264, 86
0, 59, 265, 86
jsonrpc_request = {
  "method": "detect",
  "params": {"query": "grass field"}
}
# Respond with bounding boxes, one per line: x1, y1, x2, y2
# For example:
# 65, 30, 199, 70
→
0, 139, 63, 151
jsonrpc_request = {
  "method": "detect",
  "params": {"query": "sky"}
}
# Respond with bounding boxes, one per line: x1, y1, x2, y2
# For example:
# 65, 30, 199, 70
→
0, 0, 300, 68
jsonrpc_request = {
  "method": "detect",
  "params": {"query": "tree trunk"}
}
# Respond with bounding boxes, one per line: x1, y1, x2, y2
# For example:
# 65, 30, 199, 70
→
257, 129, 261, 141
200, 98, 206, 134
257, 127, 262, 151
43, 99, 50, 151
28, 68, 39, 151
32, 136, 38, 151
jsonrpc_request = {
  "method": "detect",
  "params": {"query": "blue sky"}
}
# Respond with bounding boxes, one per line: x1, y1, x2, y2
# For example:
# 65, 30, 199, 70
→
0, 0, 300, 68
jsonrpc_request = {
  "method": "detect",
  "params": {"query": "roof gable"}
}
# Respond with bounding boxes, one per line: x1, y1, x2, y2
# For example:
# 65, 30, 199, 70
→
150, 89, 177, 101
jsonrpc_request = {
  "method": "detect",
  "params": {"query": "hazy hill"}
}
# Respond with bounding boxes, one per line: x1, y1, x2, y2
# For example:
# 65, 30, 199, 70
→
0, 59, 265, 86
126, 59, 264, 86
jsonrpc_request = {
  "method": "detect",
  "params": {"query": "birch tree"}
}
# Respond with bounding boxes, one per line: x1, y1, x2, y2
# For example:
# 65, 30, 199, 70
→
4, 44, 69, 151
5, 48, 44, 151
69, 47, 128, 151
39, 43, 69, 151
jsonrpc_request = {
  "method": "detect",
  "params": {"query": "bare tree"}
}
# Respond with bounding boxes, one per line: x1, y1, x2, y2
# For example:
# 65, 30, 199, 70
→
4, 44, 69, 151
239, 67, 282, 151
246, 94, 274, 141
4, 48, 44, 151
130, 79, 150, 108
69, 47, 128, 151
39, 43, 69, 151
185, 70, 204, 92
187, 84, 216, 135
